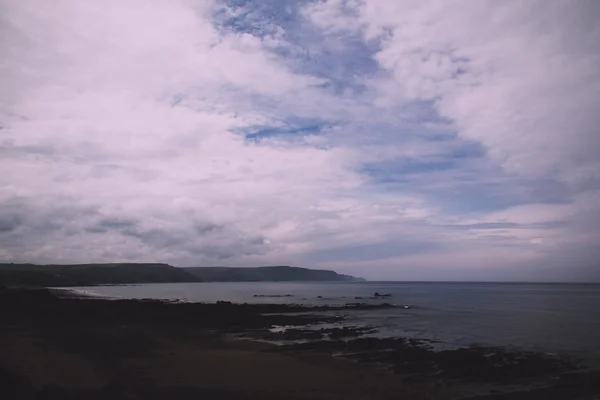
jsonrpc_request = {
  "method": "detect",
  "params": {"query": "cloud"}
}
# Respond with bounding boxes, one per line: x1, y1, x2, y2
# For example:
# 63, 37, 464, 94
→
0, 0, 598, 280
305, 0, 600, 181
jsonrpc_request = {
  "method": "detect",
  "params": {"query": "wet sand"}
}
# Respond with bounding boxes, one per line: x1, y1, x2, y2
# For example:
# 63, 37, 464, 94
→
1, 287, 598, 399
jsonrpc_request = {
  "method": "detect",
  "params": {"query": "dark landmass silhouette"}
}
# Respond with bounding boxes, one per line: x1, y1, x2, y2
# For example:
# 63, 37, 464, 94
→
0, 263, 363, 287
184, 265, 364, 282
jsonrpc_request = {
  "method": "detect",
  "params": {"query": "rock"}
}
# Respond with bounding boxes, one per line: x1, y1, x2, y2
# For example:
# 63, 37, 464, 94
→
374, 292, 392, 297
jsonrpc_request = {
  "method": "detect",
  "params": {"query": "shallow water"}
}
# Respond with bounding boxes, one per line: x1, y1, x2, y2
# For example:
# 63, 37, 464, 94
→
69, 281, 600, 362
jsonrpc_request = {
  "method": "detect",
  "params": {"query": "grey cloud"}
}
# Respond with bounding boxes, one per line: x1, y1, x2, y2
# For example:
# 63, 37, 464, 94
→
450, 221, 567, 230
194, 223, 223, 234
0, 143, 58, 157
98, 218, 138, 230
0, 196, 272, 264
86, 215, 270, 261
84, 217, 139, 234
0, 200, 93, 235
84, 226, 108, 234
454, 222, 519, 230
306, 240, 441, 263
121, 228, 183, 249
0, 213, 23, 232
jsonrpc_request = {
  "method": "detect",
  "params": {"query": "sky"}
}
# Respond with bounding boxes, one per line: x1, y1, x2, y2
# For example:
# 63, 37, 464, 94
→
1, 0, 599, 281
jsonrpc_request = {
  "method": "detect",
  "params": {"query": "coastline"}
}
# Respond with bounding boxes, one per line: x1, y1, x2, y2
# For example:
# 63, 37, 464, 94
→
1, 287, 598, 399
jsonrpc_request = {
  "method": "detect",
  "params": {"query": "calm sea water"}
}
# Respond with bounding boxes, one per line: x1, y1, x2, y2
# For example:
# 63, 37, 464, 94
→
70, 281, 600, 363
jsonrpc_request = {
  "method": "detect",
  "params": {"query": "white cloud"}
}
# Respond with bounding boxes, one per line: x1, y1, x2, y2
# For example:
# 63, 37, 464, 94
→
1, 0, 398, 269
305, 0, 600, 181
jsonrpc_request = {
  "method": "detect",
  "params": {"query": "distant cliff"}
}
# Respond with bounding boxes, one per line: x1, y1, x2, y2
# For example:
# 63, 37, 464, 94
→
184, 265, 363, 282
0, 263, 363, 287
0, 263, 199, 287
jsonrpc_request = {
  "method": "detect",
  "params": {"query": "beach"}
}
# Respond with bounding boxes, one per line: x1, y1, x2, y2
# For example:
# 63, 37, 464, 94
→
1, 287, 599, 399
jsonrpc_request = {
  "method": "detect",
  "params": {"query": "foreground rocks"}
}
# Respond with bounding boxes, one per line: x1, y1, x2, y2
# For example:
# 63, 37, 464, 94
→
1, 287, 598, 400
274, 337, 577, 382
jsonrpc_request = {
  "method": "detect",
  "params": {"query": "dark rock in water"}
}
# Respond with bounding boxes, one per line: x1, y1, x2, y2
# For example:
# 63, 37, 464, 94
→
374, 292, 392, 297
252, 294, 293, 298
270, 328, 326, 341
328, 326, 378, 339
341, 303, 396, 310
354, 296, 364, 300
317, 296, 322, 298
270, 326, 379, 341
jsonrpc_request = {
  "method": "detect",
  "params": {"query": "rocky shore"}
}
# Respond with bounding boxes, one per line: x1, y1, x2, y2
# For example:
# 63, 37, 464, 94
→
1, 287, 598, 399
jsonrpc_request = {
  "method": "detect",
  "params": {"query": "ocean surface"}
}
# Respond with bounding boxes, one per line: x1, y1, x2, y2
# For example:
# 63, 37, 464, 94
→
70, 281, 600, 363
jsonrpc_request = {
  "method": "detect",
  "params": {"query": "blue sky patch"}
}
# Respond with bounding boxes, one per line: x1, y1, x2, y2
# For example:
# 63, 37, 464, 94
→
238, 118, 335, 141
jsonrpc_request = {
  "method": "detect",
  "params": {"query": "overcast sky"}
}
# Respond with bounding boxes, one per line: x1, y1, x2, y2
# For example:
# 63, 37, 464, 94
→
1, 0, 599, 281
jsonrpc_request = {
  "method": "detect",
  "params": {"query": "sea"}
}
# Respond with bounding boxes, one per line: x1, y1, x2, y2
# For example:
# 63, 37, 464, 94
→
68, 281, 600, 365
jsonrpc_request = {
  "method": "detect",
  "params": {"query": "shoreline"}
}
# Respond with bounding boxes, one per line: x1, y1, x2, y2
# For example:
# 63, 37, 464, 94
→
1, 287, 599, 399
